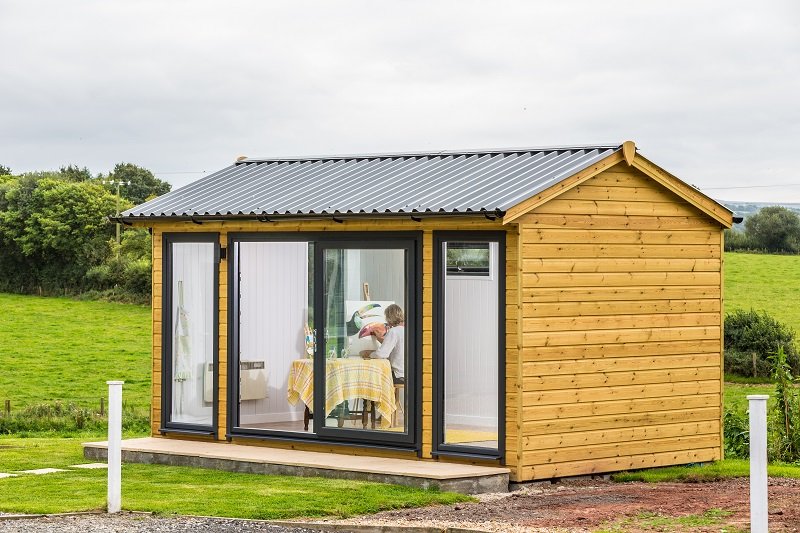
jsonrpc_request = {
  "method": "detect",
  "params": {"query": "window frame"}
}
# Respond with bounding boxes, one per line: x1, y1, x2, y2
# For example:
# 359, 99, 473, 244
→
432, 231, 506, 461
226, 232, 422, 453
161, 232, 220, 437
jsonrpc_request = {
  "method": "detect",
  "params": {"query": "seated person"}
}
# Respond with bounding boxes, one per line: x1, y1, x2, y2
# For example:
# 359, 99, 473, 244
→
361, 304, 405, 383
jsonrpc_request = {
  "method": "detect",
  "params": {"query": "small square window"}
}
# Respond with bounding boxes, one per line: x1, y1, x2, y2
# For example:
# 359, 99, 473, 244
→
446, 242, 491, 276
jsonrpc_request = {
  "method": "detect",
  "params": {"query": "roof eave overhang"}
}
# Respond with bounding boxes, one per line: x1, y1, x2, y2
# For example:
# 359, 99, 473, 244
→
112, 209, 507, 226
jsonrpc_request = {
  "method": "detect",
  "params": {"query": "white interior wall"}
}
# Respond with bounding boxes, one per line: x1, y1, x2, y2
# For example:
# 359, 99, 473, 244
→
443, 242, 499, 430
238, 241, 308, 425
170, 242, 215, 425
345, 249, 405, 304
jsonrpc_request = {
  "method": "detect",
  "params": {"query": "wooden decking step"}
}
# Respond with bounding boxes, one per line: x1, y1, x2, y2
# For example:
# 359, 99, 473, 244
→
83, 437, 508, 494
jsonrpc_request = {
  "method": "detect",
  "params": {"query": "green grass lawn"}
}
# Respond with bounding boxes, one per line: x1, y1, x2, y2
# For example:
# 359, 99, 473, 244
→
0, 437, 469, 517
613, 458, 800, 483
0, 293, 151, 413
725, 252, 800, 333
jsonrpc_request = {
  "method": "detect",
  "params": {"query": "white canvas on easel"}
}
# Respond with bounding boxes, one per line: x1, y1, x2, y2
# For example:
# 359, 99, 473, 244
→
344, 300, 395, 355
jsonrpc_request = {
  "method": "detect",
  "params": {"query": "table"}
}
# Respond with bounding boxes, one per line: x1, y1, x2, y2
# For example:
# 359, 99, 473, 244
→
287, 358, 397, 430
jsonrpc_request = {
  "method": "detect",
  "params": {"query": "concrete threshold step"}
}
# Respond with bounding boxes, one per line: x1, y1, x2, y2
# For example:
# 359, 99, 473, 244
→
83, 437, 508, 494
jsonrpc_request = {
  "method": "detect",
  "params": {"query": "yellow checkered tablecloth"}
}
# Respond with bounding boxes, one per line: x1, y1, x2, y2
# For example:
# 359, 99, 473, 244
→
287, 358, 396, 429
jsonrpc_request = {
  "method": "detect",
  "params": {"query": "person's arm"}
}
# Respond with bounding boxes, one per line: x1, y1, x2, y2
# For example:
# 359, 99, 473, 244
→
371, 329, 398, 359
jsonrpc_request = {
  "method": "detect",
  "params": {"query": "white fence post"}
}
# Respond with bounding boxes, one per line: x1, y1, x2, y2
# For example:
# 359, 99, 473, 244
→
748, 394, 769, 533
107, 380, 124, 514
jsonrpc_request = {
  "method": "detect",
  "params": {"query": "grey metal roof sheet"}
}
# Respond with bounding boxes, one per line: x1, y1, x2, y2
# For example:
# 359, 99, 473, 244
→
122, 144, 624, 219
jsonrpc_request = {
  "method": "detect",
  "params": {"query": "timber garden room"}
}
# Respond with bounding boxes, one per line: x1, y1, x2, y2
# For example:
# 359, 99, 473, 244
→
100, 141, 734, 489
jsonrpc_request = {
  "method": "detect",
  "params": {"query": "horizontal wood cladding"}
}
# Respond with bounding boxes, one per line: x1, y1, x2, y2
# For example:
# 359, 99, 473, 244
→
523, 272, 720, 288
526, 299, 720, 318
511, 379, 721, 407
524, 285, 720, 303
523, 313, 720, 332
522, 420, 720, 450
522, 339, 722, 362
522, 243, 720, 259
516, 163, 724, 481
522, 258, 720, 273
520, 447, 720, 480
512, 393, 719, 423
517, 214, 716, 231
524, 229, 719, 245
524, 326, 720, 346
523, 434, 719, 466
523, 353, 720, 376
524, 406, 720, 435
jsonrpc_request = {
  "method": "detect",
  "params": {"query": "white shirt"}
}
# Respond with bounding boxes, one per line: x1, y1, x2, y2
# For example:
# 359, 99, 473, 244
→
372, 325, 405, 379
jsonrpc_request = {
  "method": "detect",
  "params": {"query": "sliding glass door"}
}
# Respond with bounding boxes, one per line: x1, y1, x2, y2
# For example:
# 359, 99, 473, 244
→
229, 233, 419, 448
433, 232, 504, 459
316, 240, 417, 445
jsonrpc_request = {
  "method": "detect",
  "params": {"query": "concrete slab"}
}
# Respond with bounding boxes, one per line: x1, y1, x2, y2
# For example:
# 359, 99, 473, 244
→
17, 468, 67, 475
69, 463, 108, 469
84, 437, 509, 494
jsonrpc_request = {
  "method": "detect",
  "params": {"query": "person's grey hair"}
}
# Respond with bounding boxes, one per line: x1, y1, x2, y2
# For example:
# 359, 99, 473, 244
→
385, 304, 404, 326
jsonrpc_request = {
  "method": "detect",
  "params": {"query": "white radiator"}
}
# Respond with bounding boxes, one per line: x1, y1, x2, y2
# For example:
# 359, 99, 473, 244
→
240, 360, 268, 400
203, 362, 214, 403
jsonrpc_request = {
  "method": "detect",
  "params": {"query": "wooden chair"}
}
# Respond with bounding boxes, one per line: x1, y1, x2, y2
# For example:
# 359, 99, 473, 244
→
392, 382, 405, 428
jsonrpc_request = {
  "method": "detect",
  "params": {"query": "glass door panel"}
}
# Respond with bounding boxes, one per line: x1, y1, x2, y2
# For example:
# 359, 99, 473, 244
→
319, 245, 411, 440
236, 240, 314, 433
168, 240, 216, 428
438, 237, 502, 454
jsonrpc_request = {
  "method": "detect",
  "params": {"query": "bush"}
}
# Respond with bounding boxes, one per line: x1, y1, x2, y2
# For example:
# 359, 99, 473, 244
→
723, 409, 750, 459
724, 228, 759, 252
770, 347, 800, 462
724, 309, 799, 378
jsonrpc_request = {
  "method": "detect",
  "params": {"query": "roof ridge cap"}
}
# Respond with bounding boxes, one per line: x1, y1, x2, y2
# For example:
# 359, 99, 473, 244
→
236, 143, 623, 164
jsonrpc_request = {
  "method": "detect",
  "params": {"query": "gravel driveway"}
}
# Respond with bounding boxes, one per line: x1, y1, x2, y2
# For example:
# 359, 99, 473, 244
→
0, 514, 322, 533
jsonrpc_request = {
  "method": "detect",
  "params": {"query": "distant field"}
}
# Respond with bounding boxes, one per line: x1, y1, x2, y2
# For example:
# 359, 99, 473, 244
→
724, 252, 800, 334
0, 293, 151, 412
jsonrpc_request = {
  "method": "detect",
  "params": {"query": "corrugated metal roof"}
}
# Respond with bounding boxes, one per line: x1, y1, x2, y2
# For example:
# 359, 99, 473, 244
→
122, 144, 623, 220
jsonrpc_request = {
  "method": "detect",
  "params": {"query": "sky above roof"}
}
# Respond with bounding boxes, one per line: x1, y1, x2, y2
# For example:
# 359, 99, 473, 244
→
1, 1, 798, 203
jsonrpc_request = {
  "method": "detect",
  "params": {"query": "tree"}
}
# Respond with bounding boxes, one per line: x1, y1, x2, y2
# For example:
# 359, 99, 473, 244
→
744, 206, 800, 252
59, 165, 93, 182
106, 163, 171, 205
0, 175, 124, 290
0, 164, 11, 176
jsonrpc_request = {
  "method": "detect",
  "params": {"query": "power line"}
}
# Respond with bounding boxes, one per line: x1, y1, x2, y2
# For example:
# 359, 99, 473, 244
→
704, 183, 800, 190
153, 171, 208, 175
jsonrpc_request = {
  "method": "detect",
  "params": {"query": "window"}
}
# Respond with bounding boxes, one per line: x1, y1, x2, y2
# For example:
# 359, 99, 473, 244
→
162, 234, 218, 434
445, 242, 491, 277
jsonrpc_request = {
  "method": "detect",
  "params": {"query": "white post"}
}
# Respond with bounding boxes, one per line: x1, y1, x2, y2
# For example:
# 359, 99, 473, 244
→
748, 394, 769, 533
107, 380, 124, 514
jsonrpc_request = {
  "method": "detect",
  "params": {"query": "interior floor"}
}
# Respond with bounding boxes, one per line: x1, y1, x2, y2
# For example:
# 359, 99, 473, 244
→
239, 419, 498, 448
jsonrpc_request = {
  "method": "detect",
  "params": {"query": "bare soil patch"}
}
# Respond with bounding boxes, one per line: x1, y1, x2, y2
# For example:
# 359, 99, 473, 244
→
324, 477, 800, 532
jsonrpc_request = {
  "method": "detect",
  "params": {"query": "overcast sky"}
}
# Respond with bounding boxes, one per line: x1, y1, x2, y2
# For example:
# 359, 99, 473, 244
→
1, 1, 798, 203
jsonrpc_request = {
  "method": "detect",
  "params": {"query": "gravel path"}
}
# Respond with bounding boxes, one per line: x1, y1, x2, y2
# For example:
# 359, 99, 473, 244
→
0, 514, 322, 533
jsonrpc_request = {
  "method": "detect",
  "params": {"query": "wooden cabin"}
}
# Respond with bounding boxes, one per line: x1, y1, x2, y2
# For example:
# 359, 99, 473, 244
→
120, 141, 733, 483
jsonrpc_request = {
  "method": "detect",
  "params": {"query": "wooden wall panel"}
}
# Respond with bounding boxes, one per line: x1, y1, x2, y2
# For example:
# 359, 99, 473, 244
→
517, 162, 724, 480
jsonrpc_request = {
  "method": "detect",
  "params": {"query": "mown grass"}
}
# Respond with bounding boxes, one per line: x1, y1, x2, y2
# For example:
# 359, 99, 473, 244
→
724, 252, 800, 334
596, 508, 739, 532
0, 293, 151, 415
0, 437, 470, 517
612, 458, 800, 483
